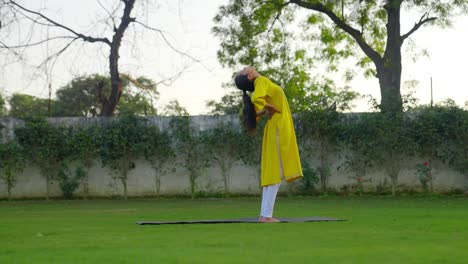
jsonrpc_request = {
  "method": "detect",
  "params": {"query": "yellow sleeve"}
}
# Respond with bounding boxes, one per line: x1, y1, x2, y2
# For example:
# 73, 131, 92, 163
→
251, 77, 268, 111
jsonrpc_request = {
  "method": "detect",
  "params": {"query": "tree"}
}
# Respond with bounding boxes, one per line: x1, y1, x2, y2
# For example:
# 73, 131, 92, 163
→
54, 75, 109, 117
0, 0, 194, 116
213, 2, 359, 114
206, 90, 243, 115
54, 75, 158, 117
8, 93, 53, 118
118, 92, 157, 116
162, 100, 189, 116
214, 0, 468, 114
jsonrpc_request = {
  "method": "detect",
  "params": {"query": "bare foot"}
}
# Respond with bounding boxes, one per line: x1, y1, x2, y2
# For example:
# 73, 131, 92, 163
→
258, 217, 280, 223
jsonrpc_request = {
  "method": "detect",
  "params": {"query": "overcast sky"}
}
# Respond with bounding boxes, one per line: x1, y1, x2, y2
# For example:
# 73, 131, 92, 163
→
1, 0, 467, 114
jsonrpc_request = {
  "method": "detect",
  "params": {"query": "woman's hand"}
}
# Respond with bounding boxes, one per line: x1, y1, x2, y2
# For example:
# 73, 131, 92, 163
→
265, 104, 280, 119
256, 104, 280, 119
256, 109, 267, 117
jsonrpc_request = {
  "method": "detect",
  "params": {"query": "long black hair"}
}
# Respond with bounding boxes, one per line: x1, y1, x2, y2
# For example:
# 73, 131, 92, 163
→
234, 73, 256, 132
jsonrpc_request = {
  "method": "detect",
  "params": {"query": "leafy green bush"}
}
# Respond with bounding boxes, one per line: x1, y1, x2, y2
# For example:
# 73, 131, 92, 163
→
299, 161, 319, 194
205, 122, 242, 196
99, 115, 147, 199
296, 110, 344, 193
140, 123, 175, 197
415, 162, 431, 192
15, 118, 69, 200
236, 118, 266, 188
169, 116, 210, 199
0, 141, 25, 200
58, 166, 84, 199
68, 125, 100, 199
5, 103, 466, 199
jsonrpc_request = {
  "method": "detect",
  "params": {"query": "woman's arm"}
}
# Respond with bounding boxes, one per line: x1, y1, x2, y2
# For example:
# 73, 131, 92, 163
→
256, 109, 267, 117
256, 104, 280, 119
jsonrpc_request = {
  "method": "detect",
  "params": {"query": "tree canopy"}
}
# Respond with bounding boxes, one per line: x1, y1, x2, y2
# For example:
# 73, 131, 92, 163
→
213, 0, 468, 113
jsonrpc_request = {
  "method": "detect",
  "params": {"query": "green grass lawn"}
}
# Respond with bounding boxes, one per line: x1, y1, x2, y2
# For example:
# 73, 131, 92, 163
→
0, 196, 467, 263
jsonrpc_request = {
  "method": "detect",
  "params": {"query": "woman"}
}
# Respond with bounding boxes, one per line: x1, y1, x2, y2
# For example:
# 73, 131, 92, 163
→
234, 66, 303, 223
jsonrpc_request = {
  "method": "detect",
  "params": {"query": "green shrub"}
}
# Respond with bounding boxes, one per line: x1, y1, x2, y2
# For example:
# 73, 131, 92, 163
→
299, 161, 319, 194
169, 116, 210, 199
58, 166, 84, 199
140, 123, 175, 197
205, 122, 242, 196
15, 118, 69, 200
0, 141, 25, 200
99, 115, 147, 199
68, 125, 100, 199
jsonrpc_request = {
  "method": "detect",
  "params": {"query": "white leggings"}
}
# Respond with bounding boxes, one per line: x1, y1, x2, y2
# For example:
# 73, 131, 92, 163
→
260, 127, 284, 218
260, 183, 281, 217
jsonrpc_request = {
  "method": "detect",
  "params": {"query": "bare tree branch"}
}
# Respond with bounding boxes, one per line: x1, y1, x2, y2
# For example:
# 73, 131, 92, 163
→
154, 67, 187, 87
134, 20, 211, 71
266, 1, 293, 33
401, 12, 437, 43
0, 40, 22, 58
3, 36, 76, 49
35, 37, 79, 70
289, 0, 383, 67
1, 0, 195, 116
97, 0, 118, 32
121, 73, 152, 90
9, 0, 111, 45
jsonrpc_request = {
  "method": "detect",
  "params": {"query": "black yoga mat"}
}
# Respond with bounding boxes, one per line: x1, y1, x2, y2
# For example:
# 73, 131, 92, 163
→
136, 217, 345, 225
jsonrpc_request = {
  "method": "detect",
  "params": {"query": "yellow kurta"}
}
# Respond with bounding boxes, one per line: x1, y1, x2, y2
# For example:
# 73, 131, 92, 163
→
251, 76, 303, 187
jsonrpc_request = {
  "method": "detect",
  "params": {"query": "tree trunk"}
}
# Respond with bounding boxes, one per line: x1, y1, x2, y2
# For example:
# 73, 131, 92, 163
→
155, 172, 161, 198
101, 47, 123, 116
123, 179, 127, 200
378, 68, 402, 113
99, 0, 136, 116
464, 147, 468, 183
384, 147, 401, 197
6, 171, 13, 201
428, 158, 434, 193
320, 169, 327, 194
378, 0, 403, 114
391, 178, 396, 196
221, 162, 230, 196
121, 174, 128, 200
46, 176, 50, 201
83, 167, 90, 200
122, 159, 128, 200
319, 136, 329, 193
83, 175, 89, 200
190, 171, 196, 199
